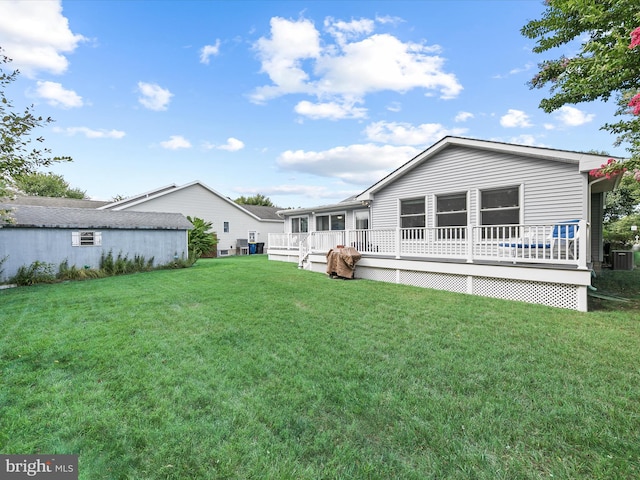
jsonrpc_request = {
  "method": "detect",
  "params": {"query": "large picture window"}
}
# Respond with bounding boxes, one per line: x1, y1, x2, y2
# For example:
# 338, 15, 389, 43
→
316, 213, 345, 231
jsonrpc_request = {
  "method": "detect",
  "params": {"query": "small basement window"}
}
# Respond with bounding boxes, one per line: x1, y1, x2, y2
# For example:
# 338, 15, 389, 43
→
72, 231, 102, 247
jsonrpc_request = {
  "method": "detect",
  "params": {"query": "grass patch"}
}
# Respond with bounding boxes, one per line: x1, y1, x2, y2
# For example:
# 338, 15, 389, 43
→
1, 256, 639, 479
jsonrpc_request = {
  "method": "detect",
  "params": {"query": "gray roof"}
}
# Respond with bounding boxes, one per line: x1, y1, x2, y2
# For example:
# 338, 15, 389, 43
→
237, 204, 283, 221
6, 195, 111, 209
0, 204, 193, 230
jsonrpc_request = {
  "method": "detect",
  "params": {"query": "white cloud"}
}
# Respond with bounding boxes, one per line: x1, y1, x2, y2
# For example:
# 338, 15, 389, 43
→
250, 16, 462, 114
492, 63, 534, 79
489, 134, 547, 147
203, 137, 245, 151
386, 102, 402, 113
160, 135, 191, 150
251, 16, 321, 103
294, 100, 367, 120
324, 17, 375, 46
364, 121, 466, 146
0, 0, 86, 77
137, 82, 173, 111
35, 81, 83, 108
53, 126, 126, 139
218, 137, 245, 151
454, 111, 474, 122
500, 109, 532, 128
200, 40, 221, 64
555, 105, 595, 127
277, 143, 420, 185
507, 134, 539, 146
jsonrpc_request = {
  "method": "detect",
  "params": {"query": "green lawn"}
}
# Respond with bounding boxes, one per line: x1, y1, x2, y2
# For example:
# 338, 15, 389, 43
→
1, 256, 639, 479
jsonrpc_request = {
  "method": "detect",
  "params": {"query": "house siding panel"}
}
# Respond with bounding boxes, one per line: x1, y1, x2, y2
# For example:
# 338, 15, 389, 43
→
0, 228, 188, 282
372, 146, 584, 228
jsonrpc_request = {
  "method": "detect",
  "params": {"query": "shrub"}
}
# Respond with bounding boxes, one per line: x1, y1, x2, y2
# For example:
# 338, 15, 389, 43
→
11, 252, 189, 287
57, 260, 104, 281
160, 253, 196, 269
11, 261, 56, 286
187, 216, 218, 259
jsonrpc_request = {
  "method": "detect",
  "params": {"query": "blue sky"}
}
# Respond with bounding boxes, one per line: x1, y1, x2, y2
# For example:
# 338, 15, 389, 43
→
0, 0, 628, 208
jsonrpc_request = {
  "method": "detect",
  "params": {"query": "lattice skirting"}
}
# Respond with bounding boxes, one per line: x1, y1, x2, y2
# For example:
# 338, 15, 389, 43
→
354, 266, 580, 310
473, 277, 578, 310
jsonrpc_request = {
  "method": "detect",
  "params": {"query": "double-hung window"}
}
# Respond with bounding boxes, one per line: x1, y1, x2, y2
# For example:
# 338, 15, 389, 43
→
481, 186, 520, 238
436, 193, 467, 239
400, 198, 425, 239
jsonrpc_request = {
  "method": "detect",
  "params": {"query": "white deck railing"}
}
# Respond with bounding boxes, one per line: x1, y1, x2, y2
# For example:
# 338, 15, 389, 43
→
268, 221, 588, 269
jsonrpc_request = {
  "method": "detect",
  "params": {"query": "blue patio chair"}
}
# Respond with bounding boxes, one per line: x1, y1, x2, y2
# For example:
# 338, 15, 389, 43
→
549, 219, 580, 259
498, 220, 580, 260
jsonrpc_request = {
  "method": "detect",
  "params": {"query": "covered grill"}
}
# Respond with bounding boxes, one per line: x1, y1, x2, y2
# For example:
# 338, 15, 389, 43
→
326, 246, 362, 279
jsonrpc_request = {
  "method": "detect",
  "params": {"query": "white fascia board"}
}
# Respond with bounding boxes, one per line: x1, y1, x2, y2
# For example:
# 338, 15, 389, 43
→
98, 184, 178, 210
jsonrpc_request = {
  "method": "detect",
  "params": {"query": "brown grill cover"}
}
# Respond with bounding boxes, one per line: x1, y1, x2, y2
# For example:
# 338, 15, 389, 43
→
326, 246, 362, 279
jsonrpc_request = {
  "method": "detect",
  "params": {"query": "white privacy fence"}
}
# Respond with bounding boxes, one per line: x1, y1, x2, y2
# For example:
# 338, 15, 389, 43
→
269, 221, 588, 269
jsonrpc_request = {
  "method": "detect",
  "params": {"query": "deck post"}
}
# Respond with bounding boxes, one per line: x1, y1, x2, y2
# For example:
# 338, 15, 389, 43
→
578, 220, 588, 270
466, 224, 473, 263
395, 227, 401, 259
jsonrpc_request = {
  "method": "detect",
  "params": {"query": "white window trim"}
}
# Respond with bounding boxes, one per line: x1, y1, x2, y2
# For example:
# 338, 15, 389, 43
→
399, 197, 426, 229
72, 231, 102, 247
435, 191, 468, 228
479, 185, 521, 225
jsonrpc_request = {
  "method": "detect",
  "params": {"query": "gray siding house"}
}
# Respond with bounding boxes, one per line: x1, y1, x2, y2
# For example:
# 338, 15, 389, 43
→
268, 137, 622, 312
0, 203, 192, 282
100, 181, 284, 256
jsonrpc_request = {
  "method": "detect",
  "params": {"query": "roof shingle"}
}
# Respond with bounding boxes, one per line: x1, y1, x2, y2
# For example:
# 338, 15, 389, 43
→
0, 204, 193, 230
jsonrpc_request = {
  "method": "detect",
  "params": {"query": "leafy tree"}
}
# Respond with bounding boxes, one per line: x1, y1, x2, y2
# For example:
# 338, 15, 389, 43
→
235, 193, 276, 207
186, 216, 218, 259
604, 212, 640, 249
14, 172, 86, 198
521, 1, 640, 176
604, 172, 640, 223
1, 48, 72, 217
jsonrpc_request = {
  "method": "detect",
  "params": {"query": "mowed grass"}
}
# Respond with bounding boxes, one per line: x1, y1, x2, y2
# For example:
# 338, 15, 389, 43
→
1, 256, 639, 479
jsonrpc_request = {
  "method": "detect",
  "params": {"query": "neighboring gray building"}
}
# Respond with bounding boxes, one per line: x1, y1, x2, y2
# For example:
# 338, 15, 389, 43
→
100, 181, 284, 256
0, 203, 192, 282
